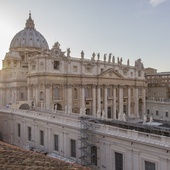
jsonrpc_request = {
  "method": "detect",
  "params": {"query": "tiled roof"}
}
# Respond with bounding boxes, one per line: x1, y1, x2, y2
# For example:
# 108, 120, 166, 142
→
0, 141, 90, 170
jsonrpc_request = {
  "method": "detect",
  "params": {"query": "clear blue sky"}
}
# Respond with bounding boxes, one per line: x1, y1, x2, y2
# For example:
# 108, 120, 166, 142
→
0, 0, 170, 71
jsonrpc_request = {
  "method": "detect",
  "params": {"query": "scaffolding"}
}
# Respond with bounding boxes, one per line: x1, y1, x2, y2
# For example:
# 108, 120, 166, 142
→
79, 116, 97, 167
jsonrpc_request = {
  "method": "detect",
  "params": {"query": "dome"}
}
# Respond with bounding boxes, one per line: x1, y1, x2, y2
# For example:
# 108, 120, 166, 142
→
5, 51, 21, 59
9, 13, 49, 51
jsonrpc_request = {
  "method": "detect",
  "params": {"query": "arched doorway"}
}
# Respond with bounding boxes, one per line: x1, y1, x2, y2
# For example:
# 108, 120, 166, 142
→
54, 103, 62, 111
19, 104, 30, 110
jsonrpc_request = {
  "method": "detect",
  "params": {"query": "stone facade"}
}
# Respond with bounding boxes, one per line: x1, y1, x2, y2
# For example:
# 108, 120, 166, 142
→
1, 13, 166, 170
0, 14, 146, 119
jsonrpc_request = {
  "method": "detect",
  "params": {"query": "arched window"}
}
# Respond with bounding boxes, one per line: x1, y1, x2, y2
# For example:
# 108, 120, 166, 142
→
73, 88, 78, 99
54, 87, 60, 100
40, 92, 44, 100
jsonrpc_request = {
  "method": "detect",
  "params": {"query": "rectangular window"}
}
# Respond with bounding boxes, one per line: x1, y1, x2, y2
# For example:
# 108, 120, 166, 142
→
115, 152, 123, 170
54, 134, 59, 151
156, 110, 159, 116
145, 161, 155, 170
147, 109, 150, 115
138, 71, 141, 77
73, 66, 77, 72
70, 139, 76, 158
17, 124, 21, 137
166, 111, 168, 117
91, 146, 97, 166
28, 127, 31, 141
108, 107, 111, 118
40, 130, 44, 146
32, 65, 35, 70
54, 61, 59, 70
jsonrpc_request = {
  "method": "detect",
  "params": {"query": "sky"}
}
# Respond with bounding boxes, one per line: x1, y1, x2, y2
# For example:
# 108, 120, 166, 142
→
0, 0, 170, 71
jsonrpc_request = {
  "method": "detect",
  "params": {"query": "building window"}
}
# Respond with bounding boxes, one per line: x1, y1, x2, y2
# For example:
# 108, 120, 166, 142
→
107, 87, 112, 97
147, 109, 150, 115
73, 66, 77, 72
131, 72, 133, 77
28, 127, 31, 141
54, 87, 60, 100
54, 134, 59, 151
32, 65, 35, 70
138, 71, 141, 77
70, 139, 76, 158
40, 130, 44, 146
91, 146, 97, 166
17, 124, 21, 137
145, 161, 155, 170
40, 62, 44, 70
165, 111, 168, 117
115, 152, 123, 170
101, 68, 104, 73
54, 61, 59, 70
85, 87, 91, 98
156, 110, 159, 116
21, 93, 24, 100
73, 88, 78, 99
101, 88, 103, 98
40, 91, 44, 100
108, 107, 112, 118
86, 108, 91, 115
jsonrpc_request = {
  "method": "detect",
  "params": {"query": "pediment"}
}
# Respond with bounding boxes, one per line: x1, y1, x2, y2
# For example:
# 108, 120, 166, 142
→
98, 68, 124, 78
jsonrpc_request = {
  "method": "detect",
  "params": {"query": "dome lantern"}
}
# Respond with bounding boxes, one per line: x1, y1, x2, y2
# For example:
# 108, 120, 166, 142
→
25, 12, 35, 29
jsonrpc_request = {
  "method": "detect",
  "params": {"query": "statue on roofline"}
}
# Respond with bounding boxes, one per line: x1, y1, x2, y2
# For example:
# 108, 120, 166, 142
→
67, 48, 71, 57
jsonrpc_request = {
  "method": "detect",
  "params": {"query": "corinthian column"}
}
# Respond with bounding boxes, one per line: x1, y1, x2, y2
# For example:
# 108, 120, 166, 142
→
28, 85, 31, 101
118, 86, 123, 114
67, 85, 72, 112
128, 87, 131, 117
104, 86, 108, 118
92, 85, 96, 116
97, 86, 101, 113
134, 87, 139, 117
35, 85, 39, 107
113, 86, 116, 119
81, 85, 85, 109
45, 83, 51, 110
142, 88, 146, 114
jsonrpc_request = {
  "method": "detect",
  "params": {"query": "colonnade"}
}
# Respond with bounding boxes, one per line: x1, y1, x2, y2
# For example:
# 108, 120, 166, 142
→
26, 83, 146, 119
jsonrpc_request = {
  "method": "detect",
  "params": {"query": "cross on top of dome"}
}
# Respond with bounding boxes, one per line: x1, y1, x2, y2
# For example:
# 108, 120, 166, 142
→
25, 11, 35, 29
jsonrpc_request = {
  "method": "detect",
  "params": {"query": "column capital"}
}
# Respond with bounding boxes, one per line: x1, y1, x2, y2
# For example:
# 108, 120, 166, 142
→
45, 83, 52, 88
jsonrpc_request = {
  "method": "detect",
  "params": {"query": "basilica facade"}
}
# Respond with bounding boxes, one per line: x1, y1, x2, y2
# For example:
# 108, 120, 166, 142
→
1, 14, 170, 170
0, 13, 146, 119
